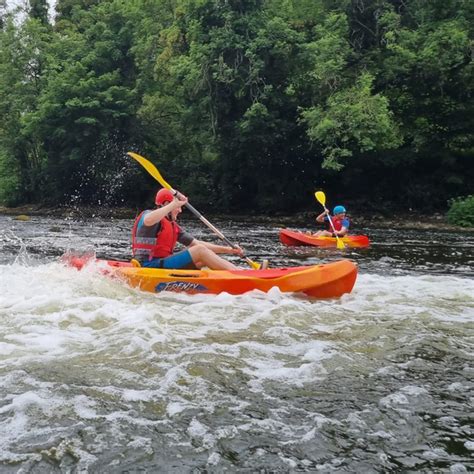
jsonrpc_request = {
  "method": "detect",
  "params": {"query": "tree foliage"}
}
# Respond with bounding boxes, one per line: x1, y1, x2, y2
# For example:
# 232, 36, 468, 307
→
447, 195, 474, 227
0, 0, 472, 213
301, 73, 401, 170
29, 0, 49, 24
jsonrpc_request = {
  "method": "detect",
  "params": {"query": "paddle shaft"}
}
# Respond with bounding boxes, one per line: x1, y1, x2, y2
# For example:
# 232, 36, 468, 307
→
325, 209, 346, 249
314, 191, 345, 249
181, 200, 257, 269
324, 207, 339, 234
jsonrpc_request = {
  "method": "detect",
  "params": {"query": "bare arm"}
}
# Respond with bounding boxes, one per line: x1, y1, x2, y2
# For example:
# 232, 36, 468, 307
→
316, 210, 328, 224
143, 196, 188, 226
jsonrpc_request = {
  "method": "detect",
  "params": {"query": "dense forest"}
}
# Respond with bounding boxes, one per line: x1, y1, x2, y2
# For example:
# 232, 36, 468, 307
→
0, 0, 472, 216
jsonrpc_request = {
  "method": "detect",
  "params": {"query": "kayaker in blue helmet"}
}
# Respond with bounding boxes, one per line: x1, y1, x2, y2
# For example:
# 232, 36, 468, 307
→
314, 205, 350, 237
131, 188, 244, 270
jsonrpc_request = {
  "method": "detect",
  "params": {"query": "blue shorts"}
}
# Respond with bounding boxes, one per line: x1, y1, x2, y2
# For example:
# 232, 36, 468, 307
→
141, 249, 195, 269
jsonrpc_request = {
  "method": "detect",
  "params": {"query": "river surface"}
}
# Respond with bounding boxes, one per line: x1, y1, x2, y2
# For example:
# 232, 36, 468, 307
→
0, 214, 473, 472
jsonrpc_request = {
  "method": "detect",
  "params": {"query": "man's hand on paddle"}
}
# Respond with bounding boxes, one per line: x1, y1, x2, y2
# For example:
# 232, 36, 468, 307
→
230, 245, 245, 256
172, 191, 188, 209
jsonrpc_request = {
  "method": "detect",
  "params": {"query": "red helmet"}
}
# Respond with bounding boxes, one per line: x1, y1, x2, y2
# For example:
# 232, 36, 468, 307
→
155, 188, 174, 206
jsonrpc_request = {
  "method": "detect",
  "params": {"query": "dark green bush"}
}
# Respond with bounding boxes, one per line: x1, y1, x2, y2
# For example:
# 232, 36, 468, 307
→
447, 195, 474, 227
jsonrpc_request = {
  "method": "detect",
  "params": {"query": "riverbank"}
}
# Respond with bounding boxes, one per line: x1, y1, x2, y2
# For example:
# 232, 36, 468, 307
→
1, 204, 473, 232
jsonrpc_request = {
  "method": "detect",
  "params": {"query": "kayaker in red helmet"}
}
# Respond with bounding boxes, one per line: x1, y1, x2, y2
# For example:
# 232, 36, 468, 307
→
131, 188, 244, 270
314, 205, 350, 237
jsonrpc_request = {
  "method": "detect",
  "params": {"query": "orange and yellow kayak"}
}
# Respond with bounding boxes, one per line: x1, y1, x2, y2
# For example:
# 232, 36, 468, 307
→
280, 229, 370, 248
64, 256, 357, 298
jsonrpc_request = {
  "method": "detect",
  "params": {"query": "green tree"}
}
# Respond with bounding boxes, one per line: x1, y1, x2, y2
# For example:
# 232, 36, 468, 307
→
447, 195, 474, 227
27, 0, 140, 204
55, 0, 101, 22
0, 17, 52, 203
0, 0, 472, 212
0, 0, 7, 30
29, 0, 49, 24
301, 73, 402, 170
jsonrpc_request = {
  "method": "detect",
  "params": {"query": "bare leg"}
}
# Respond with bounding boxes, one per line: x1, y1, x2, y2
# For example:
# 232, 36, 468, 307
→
188, 244, 238, 270
313, 230, 332, 237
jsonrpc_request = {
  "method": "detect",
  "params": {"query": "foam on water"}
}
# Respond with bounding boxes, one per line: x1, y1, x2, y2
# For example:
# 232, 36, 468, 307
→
0, 260, 473, 471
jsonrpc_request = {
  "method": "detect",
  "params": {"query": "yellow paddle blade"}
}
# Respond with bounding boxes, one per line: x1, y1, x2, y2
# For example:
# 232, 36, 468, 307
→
315, 191, 326, 207
336, 238, 346, 250
250, 260, 261, 270
127, 152, 173, 190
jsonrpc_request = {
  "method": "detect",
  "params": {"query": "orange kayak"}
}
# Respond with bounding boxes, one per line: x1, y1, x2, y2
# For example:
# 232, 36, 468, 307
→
64, 256, 357, 298
280, 229, 370, 248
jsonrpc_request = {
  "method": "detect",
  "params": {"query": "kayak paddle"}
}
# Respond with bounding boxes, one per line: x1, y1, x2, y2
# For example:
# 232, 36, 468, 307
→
128, 151, 263, 270
315, 191, 346, 250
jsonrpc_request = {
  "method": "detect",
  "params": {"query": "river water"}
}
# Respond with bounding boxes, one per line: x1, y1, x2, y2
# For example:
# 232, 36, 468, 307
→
0, 214, 473, 472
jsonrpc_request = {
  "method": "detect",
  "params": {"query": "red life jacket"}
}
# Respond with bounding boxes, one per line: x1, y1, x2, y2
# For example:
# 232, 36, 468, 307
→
131, 211, 179, 260
327, 216, 349, 232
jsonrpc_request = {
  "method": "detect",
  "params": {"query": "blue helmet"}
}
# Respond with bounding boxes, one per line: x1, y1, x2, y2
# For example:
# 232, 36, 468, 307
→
333, 205, 346, 215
